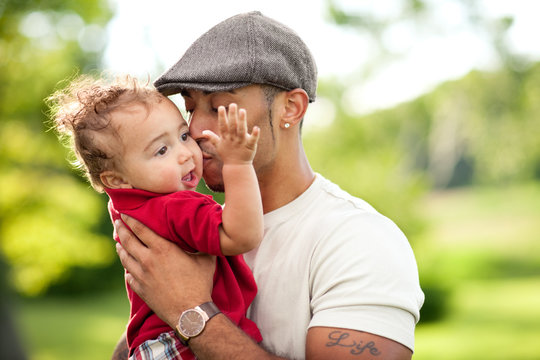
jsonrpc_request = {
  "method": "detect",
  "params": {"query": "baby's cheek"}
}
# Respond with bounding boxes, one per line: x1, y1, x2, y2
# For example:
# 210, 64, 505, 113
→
150, 169, 176, 192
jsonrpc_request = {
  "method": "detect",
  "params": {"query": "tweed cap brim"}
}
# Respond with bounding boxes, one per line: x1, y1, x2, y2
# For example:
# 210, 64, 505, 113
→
154, 11, 317, 102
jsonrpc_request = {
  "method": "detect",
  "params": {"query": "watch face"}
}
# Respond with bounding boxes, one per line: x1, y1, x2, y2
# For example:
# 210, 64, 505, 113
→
178, 309, 205, 337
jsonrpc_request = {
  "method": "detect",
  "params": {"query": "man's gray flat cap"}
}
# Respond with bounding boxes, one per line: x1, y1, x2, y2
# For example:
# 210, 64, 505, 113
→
154, 11, 317, 102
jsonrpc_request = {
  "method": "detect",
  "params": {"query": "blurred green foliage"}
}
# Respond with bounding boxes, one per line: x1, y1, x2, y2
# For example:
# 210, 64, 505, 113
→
320, 0, 539, 191
413, 184, 540, 359
333, 64, 540, 190
18, 288, 129, 360
0, 0, 114, 296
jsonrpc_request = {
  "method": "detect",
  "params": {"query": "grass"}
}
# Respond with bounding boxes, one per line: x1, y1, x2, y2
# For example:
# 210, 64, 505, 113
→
413, 182, 540, 359
414, 277, 540, 360
15, 288, 128, 360
13, 182, 540, 359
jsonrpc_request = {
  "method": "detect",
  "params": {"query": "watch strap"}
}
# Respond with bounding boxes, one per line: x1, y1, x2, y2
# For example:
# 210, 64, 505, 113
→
197, 301, 220, 321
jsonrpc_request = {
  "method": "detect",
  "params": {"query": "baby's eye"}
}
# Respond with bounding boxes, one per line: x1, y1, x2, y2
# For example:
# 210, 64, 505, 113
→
180, 132, 190, 142
156, 146, 167, 156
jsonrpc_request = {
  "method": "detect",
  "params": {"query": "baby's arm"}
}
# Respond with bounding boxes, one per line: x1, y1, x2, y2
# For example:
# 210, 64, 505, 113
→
202, 104, 263, 256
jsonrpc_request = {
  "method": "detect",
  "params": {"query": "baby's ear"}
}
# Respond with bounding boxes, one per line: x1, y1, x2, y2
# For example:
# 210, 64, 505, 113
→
100, 171, 132, 189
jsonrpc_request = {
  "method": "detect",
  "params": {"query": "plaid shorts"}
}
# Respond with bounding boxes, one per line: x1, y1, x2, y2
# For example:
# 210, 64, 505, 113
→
130, 331, 196, 360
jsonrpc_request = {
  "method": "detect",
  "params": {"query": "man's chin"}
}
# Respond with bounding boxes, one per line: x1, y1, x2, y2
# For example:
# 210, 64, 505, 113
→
203, 165, 224, 192
202, 173, 224, 193
205, 182, 225, 193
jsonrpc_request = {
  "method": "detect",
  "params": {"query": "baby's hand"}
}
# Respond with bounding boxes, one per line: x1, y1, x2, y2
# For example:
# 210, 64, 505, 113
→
202, 103, 260, 164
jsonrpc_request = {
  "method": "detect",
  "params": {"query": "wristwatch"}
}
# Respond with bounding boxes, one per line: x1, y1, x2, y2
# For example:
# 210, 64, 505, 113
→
176, 301, 221, 346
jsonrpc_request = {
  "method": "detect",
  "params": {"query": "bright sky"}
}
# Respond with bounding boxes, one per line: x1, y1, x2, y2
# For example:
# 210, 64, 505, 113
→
103, 0, 540, 119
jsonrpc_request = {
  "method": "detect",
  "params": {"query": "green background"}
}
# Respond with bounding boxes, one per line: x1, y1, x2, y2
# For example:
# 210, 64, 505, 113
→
1, 0, 539, 359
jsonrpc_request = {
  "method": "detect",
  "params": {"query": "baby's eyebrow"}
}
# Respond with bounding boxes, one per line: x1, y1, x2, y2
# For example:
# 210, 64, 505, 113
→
143, 133, 167, 152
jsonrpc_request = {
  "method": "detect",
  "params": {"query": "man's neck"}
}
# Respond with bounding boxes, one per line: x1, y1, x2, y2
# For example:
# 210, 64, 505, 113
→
258, 150, 315, 214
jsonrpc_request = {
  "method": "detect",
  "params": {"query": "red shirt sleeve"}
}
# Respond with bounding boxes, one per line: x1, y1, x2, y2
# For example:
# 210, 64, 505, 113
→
162, 192, 224, 256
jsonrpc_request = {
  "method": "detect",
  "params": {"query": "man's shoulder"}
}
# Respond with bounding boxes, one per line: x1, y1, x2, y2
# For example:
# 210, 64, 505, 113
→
314, 174, 378, 215
312, 174, 407, 243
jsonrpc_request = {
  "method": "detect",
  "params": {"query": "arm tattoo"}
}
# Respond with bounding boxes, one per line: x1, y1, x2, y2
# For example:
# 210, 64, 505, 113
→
326, 330, 381, 356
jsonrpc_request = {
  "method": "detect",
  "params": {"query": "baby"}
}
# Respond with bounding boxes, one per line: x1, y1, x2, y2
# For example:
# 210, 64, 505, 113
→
49, 75, 263, 359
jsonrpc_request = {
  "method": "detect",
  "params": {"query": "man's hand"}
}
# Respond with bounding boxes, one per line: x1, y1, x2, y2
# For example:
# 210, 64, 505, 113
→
115, 215, 216, 328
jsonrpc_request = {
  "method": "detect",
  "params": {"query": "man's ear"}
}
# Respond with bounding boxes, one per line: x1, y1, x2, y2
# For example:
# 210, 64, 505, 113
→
100, 170, 132, 189
280, 88, 309, 129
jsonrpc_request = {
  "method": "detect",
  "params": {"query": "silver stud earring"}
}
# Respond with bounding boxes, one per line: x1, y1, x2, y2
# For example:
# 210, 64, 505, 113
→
284, 123, 290, 128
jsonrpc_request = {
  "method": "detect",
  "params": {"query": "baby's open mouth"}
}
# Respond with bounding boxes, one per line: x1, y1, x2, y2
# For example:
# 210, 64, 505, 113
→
181, 172, 193, 182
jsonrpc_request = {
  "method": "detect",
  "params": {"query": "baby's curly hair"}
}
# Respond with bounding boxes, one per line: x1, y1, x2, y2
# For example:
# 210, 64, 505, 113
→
48, 74, 165, 192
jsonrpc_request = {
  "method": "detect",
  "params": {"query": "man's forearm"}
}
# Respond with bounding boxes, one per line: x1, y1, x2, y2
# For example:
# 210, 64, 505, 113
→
190, 314, 285, 360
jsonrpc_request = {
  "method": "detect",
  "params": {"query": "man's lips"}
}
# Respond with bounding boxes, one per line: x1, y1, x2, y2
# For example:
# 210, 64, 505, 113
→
199, 143, 215, 159
201, 149, 213, 159
202, 153, 215, 167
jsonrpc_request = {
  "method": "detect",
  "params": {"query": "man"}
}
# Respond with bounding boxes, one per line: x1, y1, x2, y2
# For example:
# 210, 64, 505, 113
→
113, 11, 424, 360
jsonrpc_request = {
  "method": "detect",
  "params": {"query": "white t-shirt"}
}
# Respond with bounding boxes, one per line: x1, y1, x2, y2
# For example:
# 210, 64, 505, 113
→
244, 174, 424, 359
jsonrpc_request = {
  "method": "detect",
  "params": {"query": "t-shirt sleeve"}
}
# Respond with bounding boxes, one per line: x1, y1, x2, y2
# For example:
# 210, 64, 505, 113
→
308, 212, 424, 352
163, 192, 224, 256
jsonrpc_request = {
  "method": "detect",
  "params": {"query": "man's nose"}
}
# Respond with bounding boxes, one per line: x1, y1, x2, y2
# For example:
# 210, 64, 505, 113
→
189, 111, 217, 140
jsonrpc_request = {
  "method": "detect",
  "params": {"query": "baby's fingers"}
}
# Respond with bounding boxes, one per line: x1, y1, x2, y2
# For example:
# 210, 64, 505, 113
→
236, 108, 248, 138
226, 104, 239, 137
217, 106, 229, 137
247, 126, 260, 149
202, 129, 220, 146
